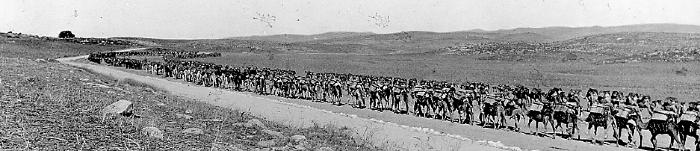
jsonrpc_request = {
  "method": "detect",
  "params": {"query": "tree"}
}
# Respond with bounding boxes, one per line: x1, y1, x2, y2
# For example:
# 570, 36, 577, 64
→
58, 31, 75, 39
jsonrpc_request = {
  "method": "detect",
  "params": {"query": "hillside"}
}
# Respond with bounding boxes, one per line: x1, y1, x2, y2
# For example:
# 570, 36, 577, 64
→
220, 23, 700, 54
492, 23, 700, 42
227, 32, 376, 42
112, 24, 700, 55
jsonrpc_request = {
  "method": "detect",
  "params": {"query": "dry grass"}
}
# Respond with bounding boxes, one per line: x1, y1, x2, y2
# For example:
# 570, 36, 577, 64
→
0, 57, 378, 150
0, 37, 130, 59
0, 35, 379, 150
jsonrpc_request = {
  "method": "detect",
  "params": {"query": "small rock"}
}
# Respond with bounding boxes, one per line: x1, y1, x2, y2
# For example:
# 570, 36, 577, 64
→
182, 128, 204, 135
271, 146, 290, 151
253, 148, 271, 151
290, 135, 306, 142
242, 123, 253, 127
296, 140, 311, 149
176, 113, 193, 120
246, 119, 266, 128
257, 140, 277, 147
315, 147, 334, 151
185, 109, 193, 114
141, 127, 163, 139
262, 130, 284, 138
293, 144, 307, 150
101, 100, 132, 119
211, 143, 245, 151
202, 119, 223, 122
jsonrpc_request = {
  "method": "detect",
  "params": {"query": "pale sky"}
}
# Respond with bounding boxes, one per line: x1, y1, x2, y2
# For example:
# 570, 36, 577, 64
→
2, 0, 699, 39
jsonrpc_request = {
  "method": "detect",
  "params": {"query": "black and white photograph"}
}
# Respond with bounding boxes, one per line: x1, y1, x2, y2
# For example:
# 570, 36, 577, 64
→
2, 0, 700, 150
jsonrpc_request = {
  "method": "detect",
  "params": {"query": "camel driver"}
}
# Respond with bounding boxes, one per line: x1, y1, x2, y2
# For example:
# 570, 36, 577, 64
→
595, 91, 613, 113
505, 91, 518, 106
611, 91, 622, 106
650, 100, 663, 113
668, 97, 682, 115
638, 96, 652, 108
661, 101, 679, 117
586, 88, 599, 108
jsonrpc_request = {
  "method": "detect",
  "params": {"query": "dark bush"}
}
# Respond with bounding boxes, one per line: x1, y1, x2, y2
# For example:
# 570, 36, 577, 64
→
58, 31, 75, 39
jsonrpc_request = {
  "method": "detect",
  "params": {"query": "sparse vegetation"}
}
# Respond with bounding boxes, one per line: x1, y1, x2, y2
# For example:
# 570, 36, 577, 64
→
0, 36, 130, 59
676, 67, 690, 76
0, 37, 378, 150
0, 57, 377, 150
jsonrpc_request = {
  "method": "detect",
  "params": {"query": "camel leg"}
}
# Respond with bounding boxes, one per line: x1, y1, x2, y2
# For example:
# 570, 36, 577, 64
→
669, 134, 674, 150
592, 125, 599, 144
638, 129, 644, 149
528, 119, 533, 134
457, 110, 463, 124
562, 123, 569, 139
651, 133, 660, 151
671, 130, 684, 150
694, 134, 700, 151
626, 125, 635, 147
550, 120, 556, 139
680, 133, 687, 150
513, 115, 520, 131
615, 127, 622, 146
535, 121, 540, 136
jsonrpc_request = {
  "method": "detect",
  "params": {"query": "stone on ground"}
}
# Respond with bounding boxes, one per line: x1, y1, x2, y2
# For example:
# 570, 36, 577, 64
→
315, 147, 334, 151
262, 130, 284, 138
256, 139, 277, 147
290, 135, 306, 142
182, 128, 204, 135
211, 143, 245, 151
245, 119, 266, 128
175, 113, 193, 120
141, 127, 164, 139
101, 100, 132, 120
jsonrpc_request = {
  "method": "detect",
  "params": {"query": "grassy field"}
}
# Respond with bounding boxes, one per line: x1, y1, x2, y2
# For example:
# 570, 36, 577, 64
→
0, 37, 131, 59
0, 38, 376, 150
194, 52, 700, 102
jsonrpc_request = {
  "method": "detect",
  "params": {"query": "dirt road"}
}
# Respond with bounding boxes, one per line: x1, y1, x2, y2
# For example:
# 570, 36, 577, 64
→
57, 49, 660, 151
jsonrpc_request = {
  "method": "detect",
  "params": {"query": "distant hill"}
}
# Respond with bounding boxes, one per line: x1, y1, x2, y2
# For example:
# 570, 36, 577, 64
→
227, 32, 375, 42
490, 23, 700, 41
128, 23, 700, 54
230, 23, 700, 43
558, 32, 700, 55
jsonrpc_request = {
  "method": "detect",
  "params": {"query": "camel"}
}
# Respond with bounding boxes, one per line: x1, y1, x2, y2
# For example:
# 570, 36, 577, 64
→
483, 97, 506, 129
640, 110, 684, 150
527, 101, 555, 138
675, 111, 699, 150
411, 86, 430, 117
552, 102, 580, 139
585, 104, 616, 144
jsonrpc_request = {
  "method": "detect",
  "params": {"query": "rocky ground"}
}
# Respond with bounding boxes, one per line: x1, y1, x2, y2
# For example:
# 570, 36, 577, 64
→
0, 42, 376, 150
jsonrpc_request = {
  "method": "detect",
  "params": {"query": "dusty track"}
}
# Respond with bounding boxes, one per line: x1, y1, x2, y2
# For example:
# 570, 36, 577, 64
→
58, 48, 659, 151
